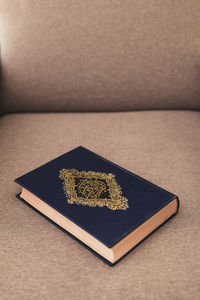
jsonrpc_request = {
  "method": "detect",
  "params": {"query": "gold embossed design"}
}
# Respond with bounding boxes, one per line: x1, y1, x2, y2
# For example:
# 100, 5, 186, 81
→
77, 179, 107, 198
59, 169, 129, 210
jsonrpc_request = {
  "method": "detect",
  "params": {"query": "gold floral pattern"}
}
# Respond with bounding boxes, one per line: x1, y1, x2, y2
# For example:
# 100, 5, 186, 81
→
59, 169, 129, 210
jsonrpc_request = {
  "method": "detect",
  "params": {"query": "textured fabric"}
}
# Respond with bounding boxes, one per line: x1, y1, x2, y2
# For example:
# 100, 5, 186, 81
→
0, 1, 200, 114
0, 111, 200, 299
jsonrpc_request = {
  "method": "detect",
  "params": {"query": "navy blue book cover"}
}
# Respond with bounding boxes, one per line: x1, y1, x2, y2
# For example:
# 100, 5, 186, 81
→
15, 146, 178, 263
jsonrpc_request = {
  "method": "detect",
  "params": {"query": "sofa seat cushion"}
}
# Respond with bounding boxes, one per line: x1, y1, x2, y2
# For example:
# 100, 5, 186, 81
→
0, 110, 199, 299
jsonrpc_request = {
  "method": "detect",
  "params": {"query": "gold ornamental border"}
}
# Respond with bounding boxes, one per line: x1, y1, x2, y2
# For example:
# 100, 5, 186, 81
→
59, 168, 129, 210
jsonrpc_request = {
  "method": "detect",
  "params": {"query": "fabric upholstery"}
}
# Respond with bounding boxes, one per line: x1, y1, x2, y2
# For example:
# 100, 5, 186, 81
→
0, 111, 199, 299
0, 1, 200, 114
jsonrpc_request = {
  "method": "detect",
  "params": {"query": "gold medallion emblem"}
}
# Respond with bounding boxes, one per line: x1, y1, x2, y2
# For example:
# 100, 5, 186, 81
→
59, 169, 129, 210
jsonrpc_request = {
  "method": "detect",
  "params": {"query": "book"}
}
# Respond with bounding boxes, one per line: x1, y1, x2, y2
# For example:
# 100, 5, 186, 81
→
15, 146, 179, 265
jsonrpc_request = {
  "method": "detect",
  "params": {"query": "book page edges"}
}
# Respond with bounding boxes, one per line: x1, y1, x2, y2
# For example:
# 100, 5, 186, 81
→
113, 198, 178, 261
20, 188, 178, 264
21, 188, 114, 263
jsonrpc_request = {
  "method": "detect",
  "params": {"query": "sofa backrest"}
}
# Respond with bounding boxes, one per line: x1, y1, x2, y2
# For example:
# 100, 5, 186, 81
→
0, 1, 200, 114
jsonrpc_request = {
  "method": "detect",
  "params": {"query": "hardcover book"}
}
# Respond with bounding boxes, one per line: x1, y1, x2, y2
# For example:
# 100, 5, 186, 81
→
15, 146, 179, 265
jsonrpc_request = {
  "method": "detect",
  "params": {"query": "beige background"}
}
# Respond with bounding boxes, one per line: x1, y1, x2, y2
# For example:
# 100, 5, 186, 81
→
0, 1, 200, 299
0, 0, 200, 113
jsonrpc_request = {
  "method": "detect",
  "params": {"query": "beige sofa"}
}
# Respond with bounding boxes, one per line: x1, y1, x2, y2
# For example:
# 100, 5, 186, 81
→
0, 2, 200, 299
